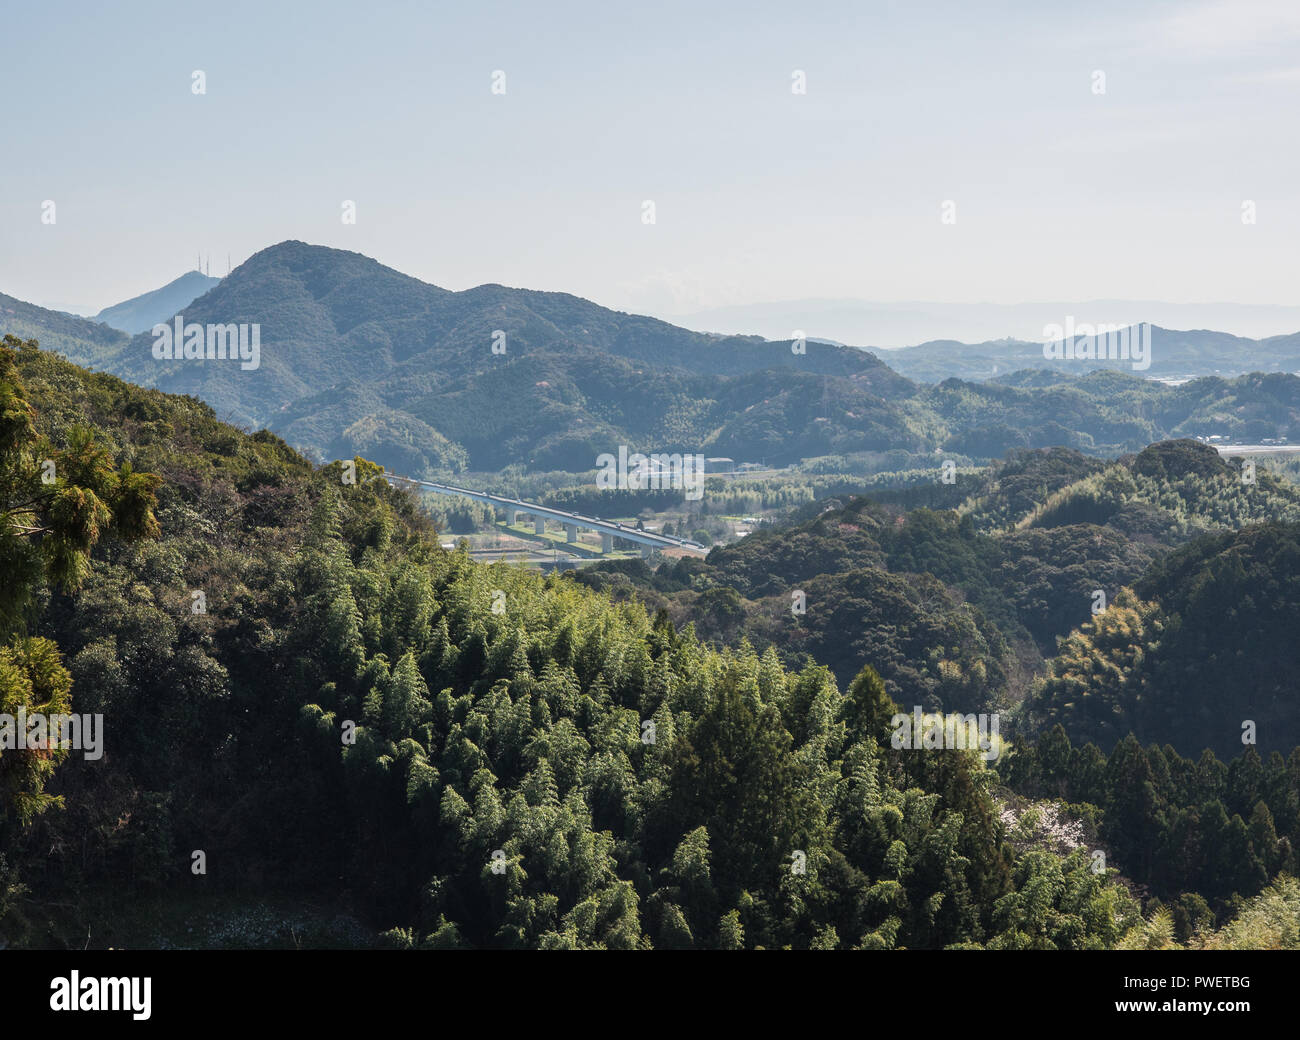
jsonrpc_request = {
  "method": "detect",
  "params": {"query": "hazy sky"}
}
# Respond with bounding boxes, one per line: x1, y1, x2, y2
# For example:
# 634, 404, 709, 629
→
4, 0, 1299, 320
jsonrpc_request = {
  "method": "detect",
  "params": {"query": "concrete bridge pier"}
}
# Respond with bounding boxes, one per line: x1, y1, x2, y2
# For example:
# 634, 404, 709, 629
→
601, 532, 614, 553
641, 544, 655, 559
505, 508, 517, 526
564, 524, 579, 543
534, 516, 546, 535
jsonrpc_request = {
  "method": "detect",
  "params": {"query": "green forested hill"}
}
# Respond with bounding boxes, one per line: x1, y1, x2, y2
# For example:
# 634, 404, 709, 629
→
0, 291, 130, 365
90, 241, 919, 471
569, 440, 1300, 775
4, 337, 1299, 948
2, 337, 1154, 950
687, 465, 1160, 674
1026, 523, 1300, 758
1012, 439, 1300, 544
10, 242, 1300, 480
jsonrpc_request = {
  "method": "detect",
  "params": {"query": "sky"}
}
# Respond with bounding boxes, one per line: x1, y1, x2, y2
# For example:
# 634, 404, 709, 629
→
3, 0, 1299, 328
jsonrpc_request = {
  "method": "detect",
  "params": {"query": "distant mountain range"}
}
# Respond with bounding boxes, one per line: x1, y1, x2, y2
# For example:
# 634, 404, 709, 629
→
677, 298, 1300, 351
884, 327, 1300, 383
93, 270, 222, 333
4, 241, 1300, 475
44, 241, 913, 472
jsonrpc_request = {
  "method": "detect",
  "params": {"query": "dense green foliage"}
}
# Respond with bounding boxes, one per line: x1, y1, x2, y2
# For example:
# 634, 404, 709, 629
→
2, 333, 1298, 950
570, 440, 1300, 935
1006, 727, 1298, 914
0, 335, 160, 823
1027, 523, 1300, 756
611, 443, 1293, 711
0, 340, 1156, 950
1017, 439, 1300, 544
0, 293, 130, 366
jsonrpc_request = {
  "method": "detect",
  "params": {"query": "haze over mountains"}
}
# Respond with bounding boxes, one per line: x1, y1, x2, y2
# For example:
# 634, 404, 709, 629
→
0, 288, 128, 361
4, 240, 1300, 477
884, 326, 1300, 383
678, 299, 1300, 352
93, 270, 222, 334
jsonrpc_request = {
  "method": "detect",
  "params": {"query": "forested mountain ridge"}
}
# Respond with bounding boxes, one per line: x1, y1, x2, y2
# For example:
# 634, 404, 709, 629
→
959, 439, 1300, 540
0, 290, 130, 366
886, 326, 1300, 383
1027, 522, 1300, 758
918, 370, 1300, 460
577, 440, 1300, 757
88, 241, 916, 471
0, 336, 1155, 950
8, 242, 1300, 477
2, 336, 1297, 948
570, 443, 1300, 931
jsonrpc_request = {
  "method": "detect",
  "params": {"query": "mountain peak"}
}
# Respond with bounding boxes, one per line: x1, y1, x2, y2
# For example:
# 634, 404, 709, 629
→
94, 270, 222, 334
233, 240, 449, 294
